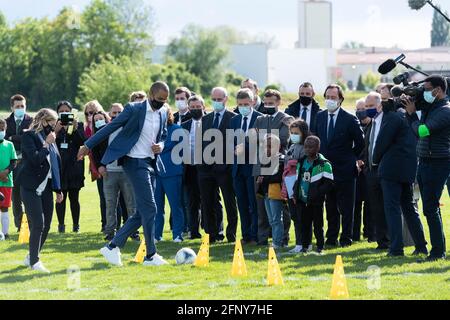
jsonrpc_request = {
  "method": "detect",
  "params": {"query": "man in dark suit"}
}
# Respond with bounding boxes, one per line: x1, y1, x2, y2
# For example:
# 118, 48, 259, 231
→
173, 87, 193, 125
197, 87, 238, 243
233, 78, 266, 114
231, 89, 262, 244
316, 84, 365, 247
254, 89, 294, 246
285, 82, 322, 134
4, 94, 33, 231
78, 81, 170, 267
373, 104, 428, 257
360, 93, 389, 249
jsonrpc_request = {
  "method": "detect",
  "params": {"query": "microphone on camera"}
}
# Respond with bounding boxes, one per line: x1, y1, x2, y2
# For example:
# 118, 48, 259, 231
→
378, 54, 406, 74
408, 0, 427, 10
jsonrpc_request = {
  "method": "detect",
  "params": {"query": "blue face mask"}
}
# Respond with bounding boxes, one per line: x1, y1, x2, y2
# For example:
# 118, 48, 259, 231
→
238, 106, 251, 117
14, 108, 25, 118
0, 131, 5, 140
366, 108, 378, 118
356, 110, 367, 121
290, 134, 301, 144
212, 101, 225, 112
95, 120, 106, 129
423, 90, 436, 104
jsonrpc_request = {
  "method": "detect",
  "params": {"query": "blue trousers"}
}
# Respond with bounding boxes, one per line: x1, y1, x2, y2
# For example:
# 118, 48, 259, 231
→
155, 175, 185, 240
233, 170, 258, 242
417, 159, 450, 258
264, 197, 284, 247
380, 179, 427, 255
111, 157, 158, 257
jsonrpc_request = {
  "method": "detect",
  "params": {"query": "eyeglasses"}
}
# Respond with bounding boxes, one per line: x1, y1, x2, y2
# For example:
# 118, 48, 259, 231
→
85, 111, 94, 116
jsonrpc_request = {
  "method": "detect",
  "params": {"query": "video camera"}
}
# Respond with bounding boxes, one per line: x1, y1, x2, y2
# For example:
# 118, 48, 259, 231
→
59, 112, 75, 126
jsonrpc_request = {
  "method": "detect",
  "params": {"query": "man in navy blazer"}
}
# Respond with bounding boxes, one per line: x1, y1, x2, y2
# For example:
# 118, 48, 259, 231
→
373, 106, 428, 257
78, 81, 170, 267
316, 84, 365, 247
230, 89, 262, 244
285, 82, 322, 134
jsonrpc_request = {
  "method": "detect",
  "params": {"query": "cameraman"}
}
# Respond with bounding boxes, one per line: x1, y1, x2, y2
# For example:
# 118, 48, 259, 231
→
404, 75, 450, 262
54, 101, 86, 233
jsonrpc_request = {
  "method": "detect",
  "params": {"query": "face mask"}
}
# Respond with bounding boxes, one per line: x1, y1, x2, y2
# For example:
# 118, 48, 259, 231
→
0, 131, 5, 140
325, 100, 339, 112
43, 124, 54, 135
366, 108, 378, 118
175, 100, 188, 111
423, 90, 436, 104
299, 96, 312, 106
95, 120, 106, 129
290, 134, 301, 144
212, 101, 225, 112
238, 106, 251, 117
356, 110, 367, 121
265, 106, 277, 115
151, 99, 165, 110
14, 108, 25, 118
190, 109, 203, 120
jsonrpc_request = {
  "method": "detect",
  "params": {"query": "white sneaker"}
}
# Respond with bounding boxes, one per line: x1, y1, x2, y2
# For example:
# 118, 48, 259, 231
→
173, 236, 183, 243
23, 254, 30, 267
289, 245, 303, 253
307, 244, 313, 252
31, 261, 50, 273
143, 253, 169, 266
100, 246, 123, 266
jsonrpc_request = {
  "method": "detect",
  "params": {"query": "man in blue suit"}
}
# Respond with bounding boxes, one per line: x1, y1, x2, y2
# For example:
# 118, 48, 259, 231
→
78, 81, 169, 267
316, 84, 365, 247
230, 88, 262, 244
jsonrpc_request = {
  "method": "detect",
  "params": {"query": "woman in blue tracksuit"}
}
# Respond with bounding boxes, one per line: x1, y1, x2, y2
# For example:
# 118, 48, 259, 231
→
154, 110, 185, 242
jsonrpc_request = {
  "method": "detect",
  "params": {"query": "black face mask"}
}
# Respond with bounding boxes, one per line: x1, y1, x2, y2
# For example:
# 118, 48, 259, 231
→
299, 96, 312, 106
43, 125, 54, 136
265, 107, 277, 116
190, 109, 203, 120
151, 99, 165, 110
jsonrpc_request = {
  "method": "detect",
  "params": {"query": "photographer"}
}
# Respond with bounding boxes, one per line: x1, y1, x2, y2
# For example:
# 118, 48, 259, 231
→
404, 75, 450, 262
54, 101, 86, 233
372, 99, 428, 257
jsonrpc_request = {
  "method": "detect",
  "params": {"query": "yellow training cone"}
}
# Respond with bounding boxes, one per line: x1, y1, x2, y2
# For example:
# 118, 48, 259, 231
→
330, 255, 349, 300
18, 214, 30, 244
134, 237, 146, 263
231, 240, 248, 277
267, 247, 284, 286
194, 234, 209, 267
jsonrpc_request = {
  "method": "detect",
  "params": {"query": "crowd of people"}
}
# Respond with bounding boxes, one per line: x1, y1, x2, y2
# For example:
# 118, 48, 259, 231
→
0, 76, 449, 272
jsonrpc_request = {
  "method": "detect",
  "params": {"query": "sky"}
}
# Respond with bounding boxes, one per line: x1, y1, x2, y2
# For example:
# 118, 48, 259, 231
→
1, 0, 449, 49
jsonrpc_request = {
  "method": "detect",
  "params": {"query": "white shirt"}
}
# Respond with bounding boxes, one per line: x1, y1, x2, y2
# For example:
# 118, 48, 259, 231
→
327, 107, 341, 132
299, 103, 312, 128
213, 108, 226, 128
241, 109, 254, 133
177, 109, 189, 125
189, 119, 202, 165
107, 128, 124, 172
370, 112, 384, 154
127, 101, 162, 159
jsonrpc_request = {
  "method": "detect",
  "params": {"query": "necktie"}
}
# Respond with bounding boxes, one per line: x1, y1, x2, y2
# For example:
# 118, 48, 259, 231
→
368, 122, 377, 168
16, 119, 21, 135
242, 116, 248, 133
327, 114, 335, 144
213, 113, 221, 129
301, 107, 308, 122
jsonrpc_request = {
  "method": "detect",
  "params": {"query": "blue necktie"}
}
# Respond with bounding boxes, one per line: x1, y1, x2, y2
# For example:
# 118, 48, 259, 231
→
242, 116, 248, 133
301, 107, 308, 121
327, 114, 335, 144
213, 113, 221, 129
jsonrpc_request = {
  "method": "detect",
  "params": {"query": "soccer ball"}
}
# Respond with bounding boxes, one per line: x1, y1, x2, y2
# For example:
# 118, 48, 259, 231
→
0, 232, 5, 241
175, 248, 197, 265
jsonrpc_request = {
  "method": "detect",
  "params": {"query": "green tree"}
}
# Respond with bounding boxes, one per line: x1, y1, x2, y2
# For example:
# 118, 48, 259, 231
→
362, 70, 381, 91
76, 55, 201, 108
431, 5, 450, 46
165, 24, 229, 94
356, 74, 365, 91
0, 11, 6, 28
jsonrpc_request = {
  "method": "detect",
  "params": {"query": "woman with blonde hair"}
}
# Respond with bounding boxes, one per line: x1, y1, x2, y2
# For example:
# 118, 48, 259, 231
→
16, 108, 63, 273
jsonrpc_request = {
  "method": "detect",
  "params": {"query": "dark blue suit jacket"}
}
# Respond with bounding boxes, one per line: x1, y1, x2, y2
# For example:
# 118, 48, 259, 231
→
373, 111, 417, 184
156, 124, 183, 178
316, 108, 365, 182
230, 110, 262, 177
285, 99, 321, 134
85, 101, 168, 165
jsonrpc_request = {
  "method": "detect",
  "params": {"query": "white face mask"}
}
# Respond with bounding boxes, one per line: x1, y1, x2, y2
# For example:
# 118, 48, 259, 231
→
325, 99, 339, 112
175, 100, 188, 111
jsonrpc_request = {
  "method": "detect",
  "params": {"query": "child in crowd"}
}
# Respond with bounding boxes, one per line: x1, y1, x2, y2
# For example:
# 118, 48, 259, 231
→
294, 136, 334, 254
0, 118, 18, 240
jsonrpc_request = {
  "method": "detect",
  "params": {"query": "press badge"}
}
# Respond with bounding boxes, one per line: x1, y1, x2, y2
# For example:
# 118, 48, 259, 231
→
60, 143, 69, 149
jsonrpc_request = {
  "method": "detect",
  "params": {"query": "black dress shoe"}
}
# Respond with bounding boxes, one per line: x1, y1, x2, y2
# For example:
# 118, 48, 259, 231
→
417, 255, 445, 263
189, 233, 202, 240
412, 249, 428, 256
340, 242, 352, 248
73, 225, 79, 233
58, 225, 65, 233
257, 240, 269, 246
376, 245, 389, 250
325, 240, 338, 247
367, 237, 377, 243
387, 252, 404, 257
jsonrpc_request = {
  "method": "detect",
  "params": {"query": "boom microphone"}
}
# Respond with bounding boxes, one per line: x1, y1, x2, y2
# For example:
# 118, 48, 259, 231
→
408, 0, 427, 10
378, 54, 406, 74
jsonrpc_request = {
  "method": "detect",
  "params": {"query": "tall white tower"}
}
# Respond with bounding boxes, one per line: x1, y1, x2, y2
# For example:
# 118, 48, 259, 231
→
296, 0, 332, 48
